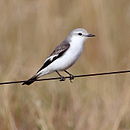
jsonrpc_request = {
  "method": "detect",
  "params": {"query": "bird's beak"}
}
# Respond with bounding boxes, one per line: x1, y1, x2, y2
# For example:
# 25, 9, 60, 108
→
86, 33, 95, 37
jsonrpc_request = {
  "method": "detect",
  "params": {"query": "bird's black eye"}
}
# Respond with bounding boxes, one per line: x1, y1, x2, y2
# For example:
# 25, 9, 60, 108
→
78, 33, 82, 36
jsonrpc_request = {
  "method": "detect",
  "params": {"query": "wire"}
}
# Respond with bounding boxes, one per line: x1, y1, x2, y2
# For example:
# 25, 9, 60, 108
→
0, 70, 130, 86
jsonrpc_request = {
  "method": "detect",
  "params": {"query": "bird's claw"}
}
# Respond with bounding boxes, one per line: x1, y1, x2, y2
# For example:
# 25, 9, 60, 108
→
60, 76, 65, 81
69, 75, 74, 83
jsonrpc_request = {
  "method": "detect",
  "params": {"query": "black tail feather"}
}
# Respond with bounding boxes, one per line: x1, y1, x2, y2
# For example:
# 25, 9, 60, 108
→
22, 75, 37, 85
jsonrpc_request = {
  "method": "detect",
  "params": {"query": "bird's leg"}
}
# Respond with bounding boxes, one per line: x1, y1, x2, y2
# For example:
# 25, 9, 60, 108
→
55, 71, 65, 81
64, 70, 74, 82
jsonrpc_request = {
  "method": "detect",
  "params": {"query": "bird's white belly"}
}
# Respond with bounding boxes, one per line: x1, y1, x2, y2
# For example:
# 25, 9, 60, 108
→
48, 44, 83, 71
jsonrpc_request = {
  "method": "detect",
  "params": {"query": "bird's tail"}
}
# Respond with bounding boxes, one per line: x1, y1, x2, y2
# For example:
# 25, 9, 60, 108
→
22, 75, 38, 85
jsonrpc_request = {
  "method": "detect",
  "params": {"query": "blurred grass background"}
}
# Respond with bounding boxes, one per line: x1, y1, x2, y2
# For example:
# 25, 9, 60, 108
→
0, 0, 130, 129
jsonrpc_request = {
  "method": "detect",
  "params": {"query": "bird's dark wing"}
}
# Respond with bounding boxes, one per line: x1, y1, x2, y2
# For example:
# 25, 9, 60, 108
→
37, 41, 70, 73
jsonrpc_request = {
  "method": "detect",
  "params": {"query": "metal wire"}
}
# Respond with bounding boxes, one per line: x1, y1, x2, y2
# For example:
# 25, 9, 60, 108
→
0, 70, 130, 86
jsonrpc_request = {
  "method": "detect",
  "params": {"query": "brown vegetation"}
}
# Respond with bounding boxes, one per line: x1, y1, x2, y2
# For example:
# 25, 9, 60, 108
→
0, 0, 130, 129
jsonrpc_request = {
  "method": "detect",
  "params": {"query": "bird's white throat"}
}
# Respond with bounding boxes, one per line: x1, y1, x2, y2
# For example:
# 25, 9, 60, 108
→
70, 35, 87, 47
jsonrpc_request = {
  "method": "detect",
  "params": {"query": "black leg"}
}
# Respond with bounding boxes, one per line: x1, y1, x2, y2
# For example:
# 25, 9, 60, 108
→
56, 71, 65, 81
64, 70, 74, 82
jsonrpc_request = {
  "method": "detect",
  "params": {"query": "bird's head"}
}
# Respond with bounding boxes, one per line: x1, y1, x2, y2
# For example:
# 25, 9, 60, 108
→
68, 28, 95, 43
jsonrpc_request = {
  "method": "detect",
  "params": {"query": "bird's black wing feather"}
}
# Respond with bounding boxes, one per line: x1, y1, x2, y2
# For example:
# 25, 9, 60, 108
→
37, 41, 70, 73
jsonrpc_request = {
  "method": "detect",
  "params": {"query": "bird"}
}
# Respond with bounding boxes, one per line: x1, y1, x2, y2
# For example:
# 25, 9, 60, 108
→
22, 28, 95, 85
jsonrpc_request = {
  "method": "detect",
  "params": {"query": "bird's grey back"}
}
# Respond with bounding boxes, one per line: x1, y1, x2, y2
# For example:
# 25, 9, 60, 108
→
50, 40, 70, 56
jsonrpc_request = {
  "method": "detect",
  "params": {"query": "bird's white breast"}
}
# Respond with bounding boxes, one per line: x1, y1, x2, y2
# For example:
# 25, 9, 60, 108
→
50, 36, 85, 70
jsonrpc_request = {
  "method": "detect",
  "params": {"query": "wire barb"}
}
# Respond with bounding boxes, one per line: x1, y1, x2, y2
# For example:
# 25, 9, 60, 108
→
0, 70, 130, 86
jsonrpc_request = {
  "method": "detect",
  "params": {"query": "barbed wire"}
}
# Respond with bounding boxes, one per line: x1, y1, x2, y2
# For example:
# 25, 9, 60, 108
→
0, 70, 130, 86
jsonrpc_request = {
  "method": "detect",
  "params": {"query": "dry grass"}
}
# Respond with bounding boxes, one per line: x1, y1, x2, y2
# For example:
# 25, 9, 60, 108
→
0, 0, 130, 129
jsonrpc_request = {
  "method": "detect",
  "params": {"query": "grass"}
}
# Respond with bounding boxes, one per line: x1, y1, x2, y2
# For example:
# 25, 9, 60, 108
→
0, 0, 130, 129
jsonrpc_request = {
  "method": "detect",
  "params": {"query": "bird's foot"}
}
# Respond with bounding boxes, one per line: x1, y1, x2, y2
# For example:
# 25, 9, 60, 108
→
55, 71, 65, 82
69, 74, 74, 83
64, 70, 74, 83
60, 76, 65, 81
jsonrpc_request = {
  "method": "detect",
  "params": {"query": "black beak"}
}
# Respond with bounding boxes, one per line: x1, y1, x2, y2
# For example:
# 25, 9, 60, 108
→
87, 34, 95, 37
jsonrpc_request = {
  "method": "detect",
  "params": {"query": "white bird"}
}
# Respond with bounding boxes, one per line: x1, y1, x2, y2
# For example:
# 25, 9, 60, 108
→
22, 28, 95, 85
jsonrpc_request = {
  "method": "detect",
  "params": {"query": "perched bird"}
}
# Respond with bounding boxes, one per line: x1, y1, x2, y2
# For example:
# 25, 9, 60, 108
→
22, 28, 95, 85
